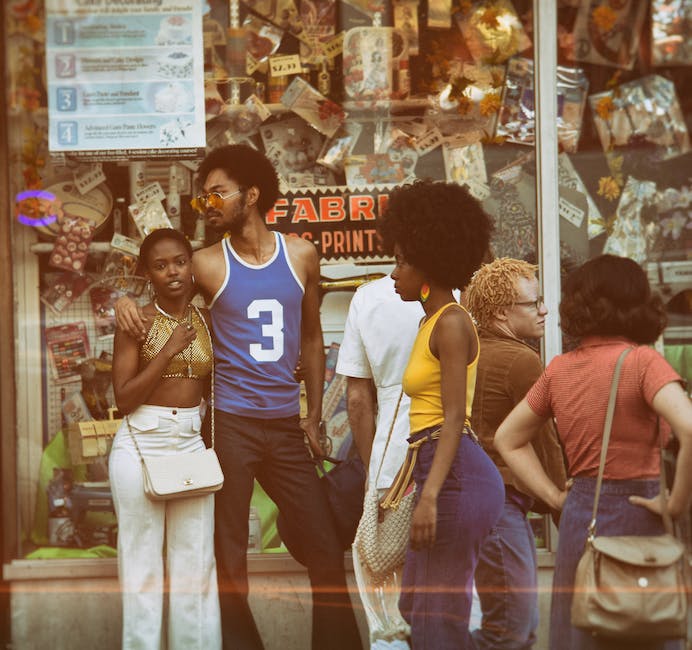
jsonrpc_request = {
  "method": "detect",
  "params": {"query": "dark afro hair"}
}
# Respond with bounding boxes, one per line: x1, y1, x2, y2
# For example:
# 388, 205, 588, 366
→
138, 228, 193, 272
559, 254, 667, 344
196, 144, 280, 214
378, 179, 493, 289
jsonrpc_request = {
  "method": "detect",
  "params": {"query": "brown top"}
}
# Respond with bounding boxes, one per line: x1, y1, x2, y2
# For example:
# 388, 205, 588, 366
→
471, 330, 566, 494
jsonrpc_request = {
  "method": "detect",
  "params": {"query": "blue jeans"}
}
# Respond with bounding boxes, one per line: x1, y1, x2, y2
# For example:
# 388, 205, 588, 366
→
550, 477, 683, 650
399, 430, 504, 650
472, 487, 538, 650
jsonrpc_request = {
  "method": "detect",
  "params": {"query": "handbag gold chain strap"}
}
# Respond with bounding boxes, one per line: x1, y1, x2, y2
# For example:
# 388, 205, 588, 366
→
589, 347, 674, 540
126, 302, 215, 458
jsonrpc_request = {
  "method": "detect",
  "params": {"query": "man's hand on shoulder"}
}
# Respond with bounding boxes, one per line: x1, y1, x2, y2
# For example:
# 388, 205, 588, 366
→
114, 295, 148, 341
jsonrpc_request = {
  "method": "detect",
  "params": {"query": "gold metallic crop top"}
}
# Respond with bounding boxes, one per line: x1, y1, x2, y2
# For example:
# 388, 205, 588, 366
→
140, 307, 212, 379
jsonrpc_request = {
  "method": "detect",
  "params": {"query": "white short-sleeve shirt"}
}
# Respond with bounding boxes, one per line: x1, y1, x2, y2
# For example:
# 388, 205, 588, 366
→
335, 276, 422, 489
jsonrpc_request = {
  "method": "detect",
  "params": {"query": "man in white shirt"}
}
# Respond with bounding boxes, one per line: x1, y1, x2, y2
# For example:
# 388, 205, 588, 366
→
336, 274, 421, 650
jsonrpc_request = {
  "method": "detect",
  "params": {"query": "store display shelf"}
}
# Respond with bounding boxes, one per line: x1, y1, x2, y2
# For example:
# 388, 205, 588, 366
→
29, 241, 205, 254
647, 260, 692, 293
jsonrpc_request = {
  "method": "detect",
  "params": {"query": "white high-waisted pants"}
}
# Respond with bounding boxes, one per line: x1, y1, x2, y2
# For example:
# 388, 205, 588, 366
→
109, 404, 221, 650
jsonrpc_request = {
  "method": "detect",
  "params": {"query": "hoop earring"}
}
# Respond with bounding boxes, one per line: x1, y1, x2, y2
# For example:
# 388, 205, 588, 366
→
419, 283, 430, 303
191, 273, 196, 286
146, 280, 155, 300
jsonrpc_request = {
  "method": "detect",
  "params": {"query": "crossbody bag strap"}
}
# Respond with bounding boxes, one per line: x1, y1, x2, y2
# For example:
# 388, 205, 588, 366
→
126, 415, 146, 467
373, 389, 404, 485
657, 417, 675, 536
588, 347, 632, 540
126, 304, 215, 460
192, 304, 215, 449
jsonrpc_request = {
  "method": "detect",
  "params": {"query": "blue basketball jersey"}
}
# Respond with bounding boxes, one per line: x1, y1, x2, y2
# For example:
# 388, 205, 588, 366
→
210, 231, 304, 418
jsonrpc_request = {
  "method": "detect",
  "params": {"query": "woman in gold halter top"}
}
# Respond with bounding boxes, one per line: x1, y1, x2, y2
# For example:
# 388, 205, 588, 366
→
379, 181, 505, 650
109, 228, 221, 649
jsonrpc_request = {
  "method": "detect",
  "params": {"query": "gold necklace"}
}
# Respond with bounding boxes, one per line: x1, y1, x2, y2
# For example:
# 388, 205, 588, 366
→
154, 300, 194, 377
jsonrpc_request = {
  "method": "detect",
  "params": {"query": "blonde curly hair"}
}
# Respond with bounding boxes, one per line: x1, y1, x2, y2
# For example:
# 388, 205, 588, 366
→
465, 258, 538, 330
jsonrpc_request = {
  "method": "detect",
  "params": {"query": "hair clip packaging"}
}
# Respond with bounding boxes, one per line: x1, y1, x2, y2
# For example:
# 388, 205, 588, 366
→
342, 27, 410, 101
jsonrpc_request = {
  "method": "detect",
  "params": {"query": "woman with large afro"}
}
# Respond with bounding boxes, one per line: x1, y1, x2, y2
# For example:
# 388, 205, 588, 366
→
378, 179, 505, 649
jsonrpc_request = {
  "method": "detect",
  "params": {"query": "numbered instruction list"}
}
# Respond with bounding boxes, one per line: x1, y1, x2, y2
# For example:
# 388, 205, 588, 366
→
46, 0, 205, 160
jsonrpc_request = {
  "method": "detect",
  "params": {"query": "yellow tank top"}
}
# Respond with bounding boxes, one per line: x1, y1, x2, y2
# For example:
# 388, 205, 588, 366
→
140, 306, 212, 379
402, 302, 479, 434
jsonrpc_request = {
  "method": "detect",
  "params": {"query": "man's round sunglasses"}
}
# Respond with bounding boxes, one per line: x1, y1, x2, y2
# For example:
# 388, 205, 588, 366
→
190, 189, 242, 214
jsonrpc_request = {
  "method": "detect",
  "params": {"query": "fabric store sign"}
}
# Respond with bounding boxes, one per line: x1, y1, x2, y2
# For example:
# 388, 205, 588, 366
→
266, 187, 394, 260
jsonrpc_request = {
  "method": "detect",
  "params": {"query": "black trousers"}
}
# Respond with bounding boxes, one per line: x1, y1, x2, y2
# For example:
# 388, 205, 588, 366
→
214, 410, 363, 650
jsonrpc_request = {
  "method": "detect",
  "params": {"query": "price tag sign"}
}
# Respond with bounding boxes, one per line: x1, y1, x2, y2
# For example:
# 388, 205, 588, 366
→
415, 128, 444, 156
73, 164, 106, 195
134, 182, 166, 206
322, 33, 344, 60
559, 196, 585, 228
269, 54, 303, 77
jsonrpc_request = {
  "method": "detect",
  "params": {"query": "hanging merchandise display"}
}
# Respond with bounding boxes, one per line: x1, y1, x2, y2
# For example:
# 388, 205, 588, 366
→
2, 0, 691, 588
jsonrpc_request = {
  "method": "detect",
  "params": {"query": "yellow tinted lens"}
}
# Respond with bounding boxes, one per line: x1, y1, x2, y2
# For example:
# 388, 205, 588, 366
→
190, 195, 205, 213
207, 193, 223, 209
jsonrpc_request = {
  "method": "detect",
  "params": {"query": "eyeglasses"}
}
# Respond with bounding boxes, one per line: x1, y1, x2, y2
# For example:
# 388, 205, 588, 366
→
514, 296, 545, 310
190, 189, 242, 213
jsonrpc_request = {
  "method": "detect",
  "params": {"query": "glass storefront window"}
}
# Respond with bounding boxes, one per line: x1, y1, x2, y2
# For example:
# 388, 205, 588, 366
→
4, 0, 550, 560
555, 1, 691, 389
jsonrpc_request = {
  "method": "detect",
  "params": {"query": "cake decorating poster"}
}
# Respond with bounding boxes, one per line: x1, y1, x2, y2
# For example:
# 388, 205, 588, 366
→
45, 0, 206, 160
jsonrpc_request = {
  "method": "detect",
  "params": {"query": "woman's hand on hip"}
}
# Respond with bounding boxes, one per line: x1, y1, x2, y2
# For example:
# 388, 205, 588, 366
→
628, 491, 668, 517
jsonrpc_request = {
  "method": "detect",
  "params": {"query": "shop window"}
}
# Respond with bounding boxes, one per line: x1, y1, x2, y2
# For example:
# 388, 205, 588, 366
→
6, 0, 630, 560
552, 1, 691, 389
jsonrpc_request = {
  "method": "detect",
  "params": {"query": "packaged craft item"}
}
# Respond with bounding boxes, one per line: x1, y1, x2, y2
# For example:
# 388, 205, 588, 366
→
244, 14, 284, 74
482, 165, 537, 261
557, 153, 605, 239
128, 199, 172, 238
442, 140, 488, 200
429, 62, 504, 142
651, 0, 692, 66
454, 0, 531, 65
317, 122, 363, 172
342, 27, 410, 102
299, 0, 337, 67
40, 271, 91, 314
260, 115, 325, 178
102, 234, 140, 280
496, 57, 588, 152
344, 153, 406, 187
589, 75, 690, 163
645, 184, 692, 262
568, 0, 647, 69
227, 94, 272, 140
49, 216, 95, 273
242, 0, 307, 42
280, 76, 345, 137
394, 0, 420, 55
45, 322, 91, 384
603, 176, 658, 264
377, 126, 418, 181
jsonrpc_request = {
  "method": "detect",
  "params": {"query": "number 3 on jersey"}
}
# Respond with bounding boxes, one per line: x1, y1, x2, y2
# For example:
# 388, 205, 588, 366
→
247, 299, 284, 362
